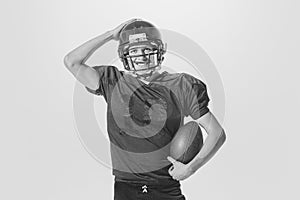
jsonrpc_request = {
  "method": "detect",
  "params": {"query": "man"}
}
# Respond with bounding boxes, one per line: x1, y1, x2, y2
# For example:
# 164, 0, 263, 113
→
64, 19, 226, 200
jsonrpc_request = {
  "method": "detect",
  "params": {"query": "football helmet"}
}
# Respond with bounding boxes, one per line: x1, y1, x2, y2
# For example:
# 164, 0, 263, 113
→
118, 20, 166, 78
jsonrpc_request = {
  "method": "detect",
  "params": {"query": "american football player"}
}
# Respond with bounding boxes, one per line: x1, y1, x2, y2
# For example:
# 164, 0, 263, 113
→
64, 19, 226, 200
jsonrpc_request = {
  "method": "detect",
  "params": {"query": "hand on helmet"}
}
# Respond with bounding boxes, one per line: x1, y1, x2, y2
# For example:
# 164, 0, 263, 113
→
111, 19, 141, 41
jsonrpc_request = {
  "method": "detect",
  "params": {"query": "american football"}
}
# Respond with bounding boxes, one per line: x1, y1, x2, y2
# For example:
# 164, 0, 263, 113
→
170, 121, 203, 164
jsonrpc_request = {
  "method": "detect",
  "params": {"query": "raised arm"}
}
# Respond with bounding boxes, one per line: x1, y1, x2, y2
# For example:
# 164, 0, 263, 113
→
63, 19, 138, 90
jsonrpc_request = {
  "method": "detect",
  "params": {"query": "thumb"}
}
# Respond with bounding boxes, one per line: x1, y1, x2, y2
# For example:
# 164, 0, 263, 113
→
167, 156, 177, 164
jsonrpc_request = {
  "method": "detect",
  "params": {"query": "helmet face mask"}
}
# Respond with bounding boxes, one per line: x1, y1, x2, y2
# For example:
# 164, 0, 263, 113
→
125, 45, 159, 73
118, 21, 166, 79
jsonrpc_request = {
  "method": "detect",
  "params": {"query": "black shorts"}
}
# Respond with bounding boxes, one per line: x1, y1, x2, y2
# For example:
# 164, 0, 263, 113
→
114, 179, 186, 200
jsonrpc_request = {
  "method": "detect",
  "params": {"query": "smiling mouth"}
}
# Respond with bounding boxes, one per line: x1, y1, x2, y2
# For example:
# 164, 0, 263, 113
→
135, 61, 149, 65
134, 63, 150, 69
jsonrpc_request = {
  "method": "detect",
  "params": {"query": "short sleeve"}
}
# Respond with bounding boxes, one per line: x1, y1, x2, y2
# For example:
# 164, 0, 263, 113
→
85, 65, 121, 99
182, 73, 210, 120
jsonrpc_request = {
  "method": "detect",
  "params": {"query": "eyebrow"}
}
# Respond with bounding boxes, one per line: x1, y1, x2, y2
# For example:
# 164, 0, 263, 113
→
129, 47, 152, 51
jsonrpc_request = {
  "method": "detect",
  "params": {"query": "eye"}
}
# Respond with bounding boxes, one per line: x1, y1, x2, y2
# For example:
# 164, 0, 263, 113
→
129, 49, 137, 54
143, 48, 152, 54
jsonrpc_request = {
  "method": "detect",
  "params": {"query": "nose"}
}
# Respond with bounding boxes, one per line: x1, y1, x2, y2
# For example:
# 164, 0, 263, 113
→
135, 53, 148, 62
141, 55, 148, 61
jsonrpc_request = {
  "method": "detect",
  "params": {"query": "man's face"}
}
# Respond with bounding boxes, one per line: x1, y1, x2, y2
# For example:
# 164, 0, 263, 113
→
128, 44, 156, 73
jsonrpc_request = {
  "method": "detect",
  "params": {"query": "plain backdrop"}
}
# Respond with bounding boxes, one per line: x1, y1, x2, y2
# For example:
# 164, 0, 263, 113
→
0, 0, 299, 200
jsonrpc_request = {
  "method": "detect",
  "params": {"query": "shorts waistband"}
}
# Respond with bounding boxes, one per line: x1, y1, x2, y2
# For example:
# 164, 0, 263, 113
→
114, 176, 180, 186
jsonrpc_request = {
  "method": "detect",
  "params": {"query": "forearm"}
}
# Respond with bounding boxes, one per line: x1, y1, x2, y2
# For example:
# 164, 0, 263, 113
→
188, 129, 226, 173
65, 30, 113, 65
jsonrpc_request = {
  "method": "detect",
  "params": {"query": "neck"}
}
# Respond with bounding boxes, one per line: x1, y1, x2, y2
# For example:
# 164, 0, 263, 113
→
141, 70, 161, 82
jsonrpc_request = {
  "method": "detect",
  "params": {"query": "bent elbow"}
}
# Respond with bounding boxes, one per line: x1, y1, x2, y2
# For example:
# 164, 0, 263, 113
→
63, 55, 74, 68
219, 130, 226, 145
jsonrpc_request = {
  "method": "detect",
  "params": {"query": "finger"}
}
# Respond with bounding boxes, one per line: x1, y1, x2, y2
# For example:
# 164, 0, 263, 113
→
167, 156, 177, 164
120, 18, 141, 31
119, 19, 136, 31
125, 18, 139, 25
131, 18, 142, 21
168, 165, 174, 175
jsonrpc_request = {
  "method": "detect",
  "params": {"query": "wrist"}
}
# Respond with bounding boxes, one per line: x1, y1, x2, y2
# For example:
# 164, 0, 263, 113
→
186, 162, 195, 173
187, 157, 205, 173
105, 30, 114, 40
108, 30, 119, 41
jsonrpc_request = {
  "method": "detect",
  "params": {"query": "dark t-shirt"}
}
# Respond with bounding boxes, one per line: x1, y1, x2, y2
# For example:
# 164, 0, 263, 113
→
85, 65, 209, 183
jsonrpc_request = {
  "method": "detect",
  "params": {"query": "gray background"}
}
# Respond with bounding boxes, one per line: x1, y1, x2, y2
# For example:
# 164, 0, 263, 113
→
0, 0, 298, 199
